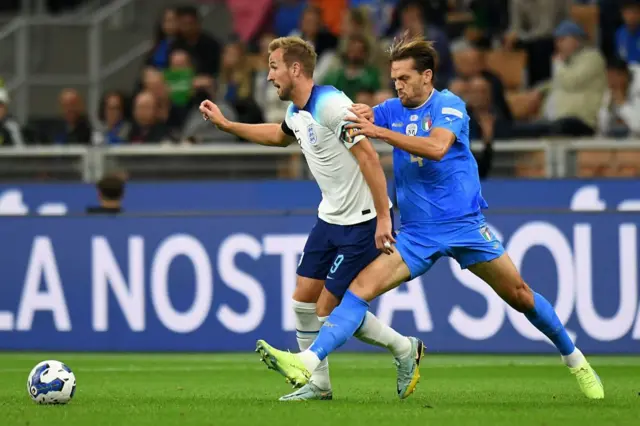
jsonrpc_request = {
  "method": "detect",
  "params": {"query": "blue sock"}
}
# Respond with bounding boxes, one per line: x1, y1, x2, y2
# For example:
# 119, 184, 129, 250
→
309, 290, 369, 360
525, 292, 575, 356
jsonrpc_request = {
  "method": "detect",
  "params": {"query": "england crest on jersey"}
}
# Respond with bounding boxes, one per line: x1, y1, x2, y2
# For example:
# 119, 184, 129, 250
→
422, 114, 432, 131
307, 125, 317, 145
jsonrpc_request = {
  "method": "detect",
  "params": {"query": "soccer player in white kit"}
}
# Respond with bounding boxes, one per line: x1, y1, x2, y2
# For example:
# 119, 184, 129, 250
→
200, 36, 425, 401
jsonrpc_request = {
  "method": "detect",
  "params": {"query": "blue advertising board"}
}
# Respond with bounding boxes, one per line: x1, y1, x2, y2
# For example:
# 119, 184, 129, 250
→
0, 211, 639, 353
0, 179, 639, 214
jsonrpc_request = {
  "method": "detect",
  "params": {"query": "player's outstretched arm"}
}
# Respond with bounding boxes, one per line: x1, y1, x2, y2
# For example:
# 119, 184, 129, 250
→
345, 111, 455, 161
350, 139, 395, 253
199, 100, 294, 147
376, 127, 455, 161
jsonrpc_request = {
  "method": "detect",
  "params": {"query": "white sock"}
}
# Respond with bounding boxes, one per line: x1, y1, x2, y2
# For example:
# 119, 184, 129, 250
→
299, 349, 322, 374
562, 347, 585, 369
354, 311, 413, 359
293, 300, 330, 390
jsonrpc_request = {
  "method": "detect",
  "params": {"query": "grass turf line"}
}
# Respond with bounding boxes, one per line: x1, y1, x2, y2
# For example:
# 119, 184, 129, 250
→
1, 353, 637, 426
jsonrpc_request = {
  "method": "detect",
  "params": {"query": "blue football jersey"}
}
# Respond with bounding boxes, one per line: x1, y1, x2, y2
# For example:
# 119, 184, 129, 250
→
373, 89, 488, 224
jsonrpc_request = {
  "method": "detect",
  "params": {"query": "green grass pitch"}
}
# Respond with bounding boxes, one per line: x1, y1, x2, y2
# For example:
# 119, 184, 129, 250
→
1, 353, 638, 426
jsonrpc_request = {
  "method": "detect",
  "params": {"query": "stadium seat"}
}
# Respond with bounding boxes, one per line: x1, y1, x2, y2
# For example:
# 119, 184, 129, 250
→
577, 150, 615, 177
614, 150, 640, 177
515, 152, 547, 178
485, 49, 527, 91
571, 4, 599, 44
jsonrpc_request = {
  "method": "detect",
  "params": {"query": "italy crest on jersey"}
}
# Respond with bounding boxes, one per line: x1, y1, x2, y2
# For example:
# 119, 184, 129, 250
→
422, 114, 432, 132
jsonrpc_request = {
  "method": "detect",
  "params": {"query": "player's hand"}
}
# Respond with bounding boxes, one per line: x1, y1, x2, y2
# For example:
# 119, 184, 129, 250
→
376, 215, 396, 255
199, 100, 229, 129
344, 110, 383, 139
350, 104, 374, 123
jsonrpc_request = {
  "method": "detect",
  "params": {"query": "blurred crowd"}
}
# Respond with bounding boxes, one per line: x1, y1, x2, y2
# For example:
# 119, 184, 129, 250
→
1, 0, 640, 161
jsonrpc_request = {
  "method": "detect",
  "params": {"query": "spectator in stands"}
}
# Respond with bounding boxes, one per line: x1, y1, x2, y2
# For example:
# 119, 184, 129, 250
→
337, 7, 389, 88
172, 5, 222, 77
253, 32, 289, 123
0, 87, 25, 147
97, 91, 131, 145
219, 40, 264, 125
449, 46, 512, 121
141, 68, 182, 134
616, 0, 640, 65
504, 0, 570, 87
347, 0, 397, 37
598, 58, 640, 137
386, 0, 449, 35
516, 21, 606, 137
53, 89, 93, 145
164, 50, 196, 121
126, 91, 172, 144
86, 173, 125, 215
465, 76, 512, 141
322, 34, 381, 104
273, 0, 308, 37
395, 1, 454, 89
290, 5, 339, 81
145, 7, 179, 70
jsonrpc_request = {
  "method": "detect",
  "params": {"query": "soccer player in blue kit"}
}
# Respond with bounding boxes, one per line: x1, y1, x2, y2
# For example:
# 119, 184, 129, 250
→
256, 35, 604, 400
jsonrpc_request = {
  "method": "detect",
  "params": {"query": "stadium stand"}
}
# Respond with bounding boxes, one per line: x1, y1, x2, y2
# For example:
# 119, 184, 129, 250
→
0, 0, 639, 180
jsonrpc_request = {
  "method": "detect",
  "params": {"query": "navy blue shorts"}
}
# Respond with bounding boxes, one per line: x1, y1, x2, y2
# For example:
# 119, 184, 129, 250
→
297, 210, 394, 299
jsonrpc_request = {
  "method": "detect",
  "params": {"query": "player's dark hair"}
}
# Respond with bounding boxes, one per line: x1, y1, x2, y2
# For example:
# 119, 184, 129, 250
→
96, 174, 126, 201
387, 33, 439, 75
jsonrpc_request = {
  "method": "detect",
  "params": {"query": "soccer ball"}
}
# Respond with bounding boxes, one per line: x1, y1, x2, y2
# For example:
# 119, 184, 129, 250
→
27, 360, 76, 404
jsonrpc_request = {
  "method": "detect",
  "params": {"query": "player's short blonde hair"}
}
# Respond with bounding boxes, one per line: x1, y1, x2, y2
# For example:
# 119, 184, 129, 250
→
388, 34, 439, 74
268, 36, 317, 77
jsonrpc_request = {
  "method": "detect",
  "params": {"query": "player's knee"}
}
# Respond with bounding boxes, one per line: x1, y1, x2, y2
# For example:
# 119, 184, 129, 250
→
316, 304, 332, 318
349, 275, 376, 301
507, 280, 534, 313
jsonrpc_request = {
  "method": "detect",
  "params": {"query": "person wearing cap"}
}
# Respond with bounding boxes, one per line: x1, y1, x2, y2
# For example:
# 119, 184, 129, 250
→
0, 88, 25, 147
504, 0, 570, 87
515, 20, 607, 138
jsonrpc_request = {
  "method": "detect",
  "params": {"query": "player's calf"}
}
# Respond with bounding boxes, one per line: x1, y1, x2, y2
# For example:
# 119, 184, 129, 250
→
500, 278, 535, 313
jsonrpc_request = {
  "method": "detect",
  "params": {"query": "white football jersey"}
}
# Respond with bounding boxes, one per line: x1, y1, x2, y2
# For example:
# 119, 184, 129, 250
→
282, 85, 392, 226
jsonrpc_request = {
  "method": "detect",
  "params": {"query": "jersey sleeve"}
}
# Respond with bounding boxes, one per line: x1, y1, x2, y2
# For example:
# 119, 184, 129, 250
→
432, 96, 467, 140
317, 91, 366, 150
372, 102, 390, 129
280, 120, 294, 137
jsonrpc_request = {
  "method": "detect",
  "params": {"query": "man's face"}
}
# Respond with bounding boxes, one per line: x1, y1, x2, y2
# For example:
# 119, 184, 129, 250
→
456, 48, 484, 78
346, 39, 367, 66
401, 6, 423, 37
467, 77, 491, 110
267, 48, 295, 101
134, 93, 156, 126
555, 35, 580, 58
390, 58, 431, 107
607, 68, 630, 91
622, 5, 640, 30
179, 14, 198, 38
104, 94, 124, 127
301, 10, 320, 37
60, 91, 81, 124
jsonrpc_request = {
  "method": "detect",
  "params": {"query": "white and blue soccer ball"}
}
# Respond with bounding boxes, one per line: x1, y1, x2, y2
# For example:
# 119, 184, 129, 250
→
27, 360, 76, 404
